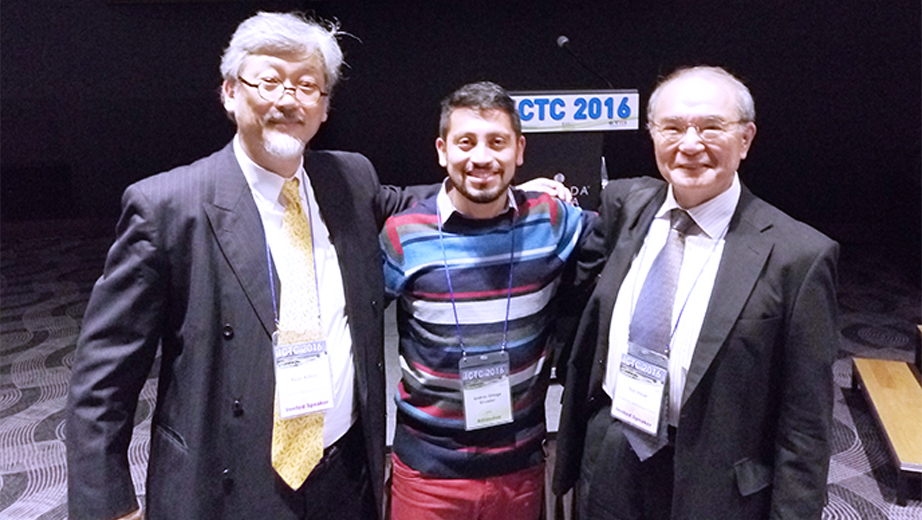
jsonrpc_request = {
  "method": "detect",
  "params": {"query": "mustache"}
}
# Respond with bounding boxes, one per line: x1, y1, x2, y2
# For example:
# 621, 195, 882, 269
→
265, 108, 303, 125
465, 163, 501, 174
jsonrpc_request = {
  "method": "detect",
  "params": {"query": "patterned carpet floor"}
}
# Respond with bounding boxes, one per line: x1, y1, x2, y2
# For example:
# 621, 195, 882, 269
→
1, 233, 920, 519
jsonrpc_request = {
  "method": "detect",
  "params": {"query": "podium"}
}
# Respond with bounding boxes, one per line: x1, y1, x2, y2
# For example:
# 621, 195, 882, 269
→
511, 90, 639, 210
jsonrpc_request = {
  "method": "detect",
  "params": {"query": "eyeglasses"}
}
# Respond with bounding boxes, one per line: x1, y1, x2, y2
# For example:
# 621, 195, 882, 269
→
237, 76, 328, 106
649, 119, 745, 144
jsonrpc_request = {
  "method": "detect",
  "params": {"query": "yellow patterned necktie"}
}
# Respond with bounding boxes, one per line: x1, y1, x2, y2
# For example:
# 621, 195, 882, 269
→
271, 177, 325, 490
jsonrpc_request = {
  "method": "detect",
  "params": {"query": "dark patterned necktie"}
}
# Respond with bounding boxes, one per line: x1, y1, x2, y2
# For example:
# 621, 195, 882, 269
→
629, 209, 696, 356
623, 208, 696, 460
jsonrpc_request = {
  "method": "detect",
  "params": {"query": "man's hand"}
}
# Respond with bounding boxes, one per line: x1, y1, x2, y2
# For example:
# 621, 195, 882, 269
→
518, 177, 574, 204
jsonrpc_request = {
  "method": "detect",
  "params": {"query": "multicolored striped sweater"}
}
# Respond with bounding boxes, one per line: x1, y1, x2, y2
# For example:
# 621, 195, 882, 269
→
380, 187, 588, 479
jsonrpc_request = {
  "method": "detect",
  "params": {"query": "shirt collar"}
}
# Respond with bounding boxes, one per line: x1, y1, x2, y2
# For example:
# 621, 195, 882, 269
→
234, 134, 307, 208
657, 173, 741, 239
436, 179, 518, 224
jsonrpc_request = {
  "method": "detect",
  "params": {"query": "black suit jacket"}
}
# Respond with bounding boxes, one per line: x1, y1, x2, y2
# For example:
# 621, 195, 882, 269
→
66, 143, 429, 520
553, 177, 839, 519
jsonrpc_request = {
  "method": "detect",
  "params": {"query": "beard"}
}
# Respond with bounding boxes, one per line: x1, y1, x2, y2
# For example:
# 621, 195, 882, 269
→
262, 130, 306, 161
448, 171, 512, 205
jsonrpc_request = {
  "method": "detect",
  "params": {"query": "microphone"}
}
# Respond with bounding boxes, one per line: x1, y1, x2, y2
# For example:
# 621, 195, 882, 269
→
556, 34, 614, 89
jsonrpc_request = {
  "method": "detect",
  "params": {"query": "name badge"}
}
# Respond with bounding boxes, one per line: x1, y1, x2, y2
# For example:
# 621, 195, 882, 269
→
273, 338, 334, 420
610, 353, 666, 436
459, 351, 514, 431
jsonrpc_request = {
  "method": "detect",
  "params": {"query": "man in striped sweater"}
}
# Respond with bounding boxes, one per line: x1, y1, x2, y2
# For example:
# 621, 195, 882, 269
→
380, 81, 593, 520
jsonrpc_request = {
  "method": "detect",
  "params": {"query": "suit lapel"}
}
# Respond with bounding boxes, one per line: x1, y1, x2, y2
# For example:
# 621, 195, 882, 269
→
594, 185, 666, 357
304, 152, 351, 254
304, 151, 374, 408
202, 144, 277, 336
681, 187, 773, 406
304, 151, 364, 307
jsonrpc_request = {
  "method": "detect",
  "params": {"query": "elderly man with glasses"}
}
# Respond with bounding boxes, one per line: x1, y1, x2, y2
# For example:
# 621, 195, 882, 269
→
65, 12, 437, 520
553, 66, 839, 520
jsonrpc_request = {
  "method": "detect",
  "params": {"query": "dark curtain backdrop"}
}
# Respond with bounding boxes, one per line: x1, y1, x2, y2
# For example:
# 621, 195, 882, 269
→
2, 0, 919, 277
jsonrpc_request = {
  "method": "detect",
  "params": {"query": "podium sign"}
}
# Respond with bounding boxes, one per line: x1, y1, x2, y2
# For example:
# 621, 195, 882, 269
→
511, 90, 640, 133
510, 90, 639, 210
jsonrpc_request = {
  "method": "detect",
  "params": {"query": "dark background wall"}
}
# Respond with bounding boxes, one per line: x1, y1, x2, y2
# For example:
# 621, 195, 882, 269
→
2, 0, 920, 278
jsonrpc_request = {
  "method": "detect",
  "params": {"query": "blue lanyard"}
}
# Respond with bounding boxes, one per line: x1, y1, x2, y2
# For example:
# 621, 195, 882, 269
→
266, 240, 279, 328
436, 203, 516, 356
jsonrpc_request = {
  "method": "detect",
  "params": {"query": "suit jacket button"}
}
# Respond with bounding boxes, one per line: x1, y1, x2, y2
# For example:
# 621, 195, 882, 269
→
223, 324, 234, 339
233, 399, 243, 417
222, 468, 233, 492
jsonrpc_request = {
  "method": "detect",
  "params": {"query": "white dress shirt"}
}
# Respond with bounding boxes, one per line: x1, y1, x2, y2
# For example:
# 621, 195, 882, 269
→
604, 174, 741, 426
234, 136, 354, 447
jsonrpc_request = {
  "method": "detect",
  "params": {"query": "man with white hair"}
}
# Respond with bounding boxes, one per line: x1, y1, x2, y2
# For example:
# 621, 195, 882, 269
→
66, 12, 431, 520
553, 66, 838, 519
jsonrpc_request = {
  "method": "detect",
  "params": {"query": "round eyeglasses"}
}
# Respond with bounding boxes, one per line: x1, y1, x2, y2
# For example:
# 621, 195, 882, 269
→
649, 119, 745, 144
237, 76, 328, 106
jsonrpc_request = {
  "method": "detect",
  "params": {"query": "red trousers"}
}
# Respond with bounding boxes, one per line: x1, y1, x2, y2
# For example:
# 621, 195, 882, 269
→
390, 454, 545, 520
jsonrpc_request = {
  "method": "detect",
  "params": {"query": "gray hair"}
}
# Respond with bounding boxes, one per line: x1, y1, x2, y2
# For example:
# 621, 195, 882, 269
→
647, 66, 756, 130
439, 81, 522, 138
220, 12, 344, 93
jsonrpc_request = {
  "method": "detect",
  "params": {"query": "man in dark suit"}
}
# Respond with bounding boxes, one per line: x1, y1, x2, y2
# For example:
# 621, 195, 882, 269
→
65, 12, 431, 520
553, 66, 839, 519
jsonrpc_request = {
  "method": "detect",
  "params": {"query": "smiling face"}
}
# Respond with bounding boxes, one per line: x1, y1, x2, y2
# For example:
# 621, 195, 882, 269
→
436, 107, 526, 219
650, 73, 757, 208
222, 52, 328, 177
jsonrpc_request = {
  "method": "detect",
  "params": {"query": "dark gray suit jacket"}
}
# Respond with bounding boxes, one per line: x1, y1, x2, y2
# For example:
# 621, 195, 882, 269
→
553, 177, 839, 519
66, 143, 428, 519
